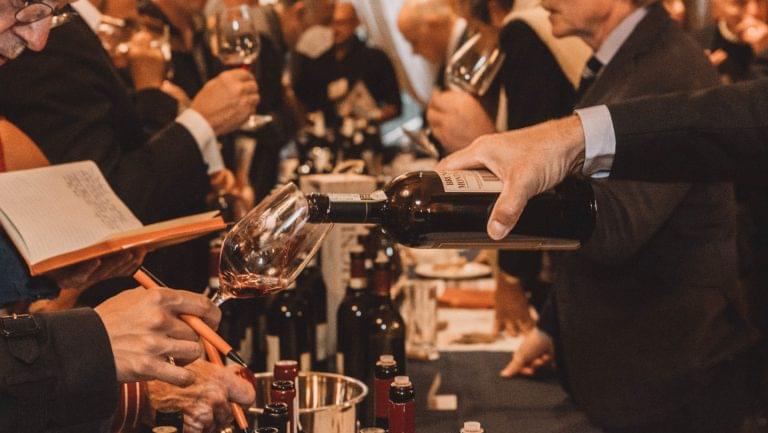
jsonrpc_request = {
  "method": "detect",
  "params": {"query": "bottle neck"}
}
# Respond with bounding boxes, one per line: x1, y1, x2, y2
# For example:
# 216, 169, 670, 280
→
307, 192, 387, 224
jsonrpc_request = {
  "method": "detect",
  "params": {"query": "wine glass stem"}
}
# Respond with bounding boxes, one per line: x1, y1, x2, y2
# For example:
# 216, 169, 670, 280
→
211, 291, 228, 307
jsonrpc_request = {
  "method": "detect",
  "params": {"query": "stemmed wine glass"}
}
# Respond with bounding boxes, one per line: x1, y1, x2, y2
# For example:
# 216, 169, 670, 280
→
406, 31, 507, 156
212, 183, 332, 306
214, 5, 273, 132
444, 31, 506, 97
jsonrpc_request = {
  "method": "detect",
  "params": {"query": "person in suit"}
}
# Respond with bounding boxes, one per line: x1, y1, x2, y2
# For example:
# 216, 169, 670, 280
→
493, 1, 758, 431
291, 3, 402, 126
0, 0, 259, 293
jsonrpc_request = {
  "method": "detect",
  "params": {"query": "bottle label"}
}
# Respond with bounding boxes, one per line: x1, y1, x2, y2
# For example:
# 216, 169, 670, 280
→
437, 170, 503, 193
327, 191, 387, 202
266, 335, 280, 373
315, 323, 328, 361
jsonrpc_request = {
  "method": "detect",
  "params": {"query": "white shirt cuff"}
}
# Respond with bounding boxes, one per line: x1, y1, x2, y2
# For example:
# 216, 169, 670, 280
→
575, 105, 616, 177
176, 109, 224, 174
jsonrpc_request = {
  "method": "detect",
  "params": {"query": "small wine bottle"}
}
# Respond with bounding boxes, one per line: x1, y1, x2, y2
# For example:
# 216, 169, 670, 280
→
258, 403, 289, 433
271, 381, 297, 433
274, 360, 300, 433
307, 170, 596, 249
374, 355, 398, 430
388, 376, 415, 433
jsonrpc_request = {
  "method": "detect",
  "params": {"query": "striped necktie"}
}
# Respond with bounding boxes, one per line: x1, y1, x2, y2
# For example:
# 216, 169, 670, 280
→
576, 56, 604, 102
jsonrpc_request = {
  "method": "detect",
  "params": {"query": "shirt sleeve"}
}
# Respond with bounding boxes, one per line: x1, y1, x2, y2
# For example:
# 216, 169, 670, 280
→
574, 105, 617, 176
175, 109, 224, 174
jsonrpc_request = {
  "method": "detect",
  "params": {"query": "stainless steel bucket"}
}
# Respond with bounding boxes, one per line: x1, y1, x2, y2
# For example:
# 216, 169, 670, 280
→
247, 371, 368, 433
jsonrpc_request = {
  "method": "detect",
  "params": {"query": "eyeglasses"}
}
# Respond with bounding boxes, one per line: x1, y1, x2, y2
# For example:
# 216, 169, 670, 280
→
14, 0, 69, 25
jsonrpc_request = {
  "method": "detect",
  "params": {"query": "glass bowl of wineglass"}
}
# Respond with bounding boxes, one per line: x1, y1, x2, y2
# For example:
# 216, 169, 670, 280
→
213, 183, 332, 306
213, 5, 273, 132
444, 31, 506, 97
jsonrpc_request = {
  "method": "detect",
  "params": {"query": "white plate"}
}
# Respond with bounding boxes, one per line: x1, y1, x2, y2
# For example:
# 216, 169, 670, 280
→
415, 262, 492, 280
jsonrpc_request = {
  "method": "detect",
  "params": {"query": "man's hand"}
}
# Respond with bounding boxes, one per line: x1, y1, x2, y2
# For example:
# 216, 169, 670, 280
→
737, 16, 768, 54
427, 90, 496, 154
94, 288, 221, 386
494, 272, 535, 337
500, 327, 553, 377
31, 250, 146, 313
436, 115, 586, 240
147, 359, 256, 433
191, 70, 260, 136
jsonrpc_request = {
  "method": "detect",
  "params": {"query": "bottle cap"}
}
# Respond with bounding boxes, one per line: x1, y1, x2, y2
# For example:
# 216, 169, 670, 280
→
255, 428, 280, 433
152, 428, 177, 433
463, 421, 483, 432
264, 402, 289, 414
271, 380, 295, 391
392, 376, 411, 387
378, 354, 395, 363
360, 428, 386, 433
276, 360, 298, 367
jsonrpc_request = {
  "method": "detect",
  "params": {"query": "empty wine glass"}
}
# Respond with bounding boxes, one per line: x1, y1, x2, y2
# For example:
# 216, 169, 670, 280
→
213, 183, 332, 306
444, 32, 506, 97
214, 5, 273, 132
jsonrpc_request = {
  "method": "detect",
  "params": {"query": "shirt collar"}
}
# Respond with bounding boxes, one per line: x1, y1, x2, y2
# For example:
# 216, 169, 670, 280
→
71, 0, 103, 32
593, 7, 648, 66
446, 17, 468, 61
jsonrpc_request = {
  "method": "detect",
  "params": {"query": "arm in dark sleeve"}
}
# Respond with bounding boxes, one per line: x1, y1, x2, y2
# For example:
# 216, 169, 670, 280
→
0, 308, 118, 432
581, 180, 690, 264
607, 79, 768, 185
290, 53, 330, 112
132, 88, 180, 134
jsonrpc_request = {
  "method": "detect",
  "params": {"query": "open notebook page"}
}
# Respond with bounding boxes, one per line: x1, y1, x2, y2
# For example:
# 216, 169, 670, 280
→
0, 161, 142, 265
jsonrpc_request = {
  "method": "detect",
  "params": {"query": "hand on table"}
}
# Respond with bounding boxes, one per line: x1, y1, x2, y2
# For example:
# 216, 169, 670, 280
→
427, 90, 495, 154
192, 70, 260, 136
94, 287, 221, 386
500, 327, 553, 378
147, 358, 255, 433
494, 272, 535, 337
436, 115, 586, 240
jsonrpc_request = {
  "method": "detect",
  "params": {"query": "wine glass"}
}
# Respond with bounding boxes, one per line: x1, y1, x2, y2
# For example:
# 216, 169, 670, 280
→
444, 32, 507, 97
214, 5, 273, 132
213, 183, 332, 306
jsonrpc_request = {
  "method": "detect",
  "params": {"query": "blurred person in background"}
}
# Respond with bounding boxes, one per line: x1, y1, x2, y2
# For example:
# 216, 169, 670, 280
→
663, 0, 686, 23
699, 0, 768, 82
292, 2, 402, 126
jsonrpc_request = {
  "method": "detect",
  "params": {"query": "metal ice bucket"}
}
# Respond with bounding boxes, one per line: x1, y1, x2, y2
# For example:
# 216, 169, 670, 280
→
247, 371, 368, 433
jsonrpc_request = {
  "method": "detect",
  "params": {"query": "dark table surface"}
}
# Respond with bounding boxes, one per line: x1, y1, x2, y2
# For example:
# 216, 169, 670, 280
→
406, 352, 602, 433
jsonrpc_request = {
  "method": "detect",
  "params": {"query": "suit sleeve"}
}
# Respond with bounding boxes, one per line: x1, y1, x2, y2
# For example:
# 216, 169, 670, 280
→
580, 179, 691, 265
607, 79, 768, 185
0, 308, 119, 432
368, 50, 402, 117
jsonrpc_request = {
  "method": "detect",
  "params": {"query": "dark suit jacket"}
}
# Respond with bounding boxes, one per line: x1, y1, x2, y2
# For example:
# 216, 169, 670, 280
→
0, 15, 211, 291
547, 3, 756, 428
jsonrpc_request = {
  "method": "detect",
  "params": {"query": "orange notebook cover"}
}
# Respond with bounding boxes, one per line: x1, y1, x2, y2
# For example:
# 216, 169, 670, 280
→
0, 160, 225, 276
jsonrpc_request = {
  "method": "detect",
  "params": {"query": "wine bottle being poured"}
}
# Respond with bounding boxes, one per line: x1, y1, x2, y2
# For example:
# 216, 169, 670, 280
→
306, 170, 596, 250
